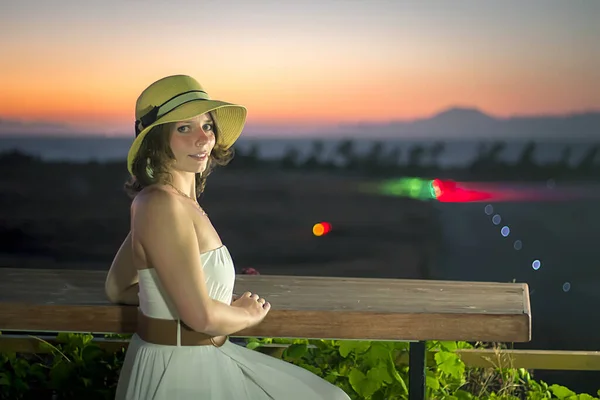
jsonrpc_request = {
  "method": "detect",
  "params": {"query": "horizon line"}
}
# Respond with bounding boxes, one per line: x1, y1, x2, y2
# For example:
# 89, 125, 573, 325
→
2, 105, 600, 130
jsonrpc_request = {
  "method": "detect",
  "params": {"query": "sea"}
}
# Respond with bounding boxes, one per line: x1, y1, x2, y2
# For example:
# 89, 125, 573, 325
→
0, 135, 597, 168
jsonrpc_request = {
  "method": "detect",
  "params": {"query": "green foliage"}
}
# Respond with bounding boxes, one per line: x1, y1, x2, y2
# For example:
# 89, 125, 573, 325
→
1, 332, 598, 400
245, 337, 599, 400
0, 332, 126, 399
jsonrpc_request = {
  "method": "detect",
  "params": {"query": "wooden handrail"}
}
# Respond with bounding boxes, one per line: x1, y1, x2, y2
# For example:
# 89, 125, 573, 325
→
0, 268, 531, 343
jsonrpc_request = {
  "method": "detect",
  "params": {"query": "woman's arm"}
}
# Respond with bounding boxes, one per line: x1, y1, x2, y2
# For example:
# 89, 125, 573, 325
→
105, 231, 139, 305
135, 191, 253, 336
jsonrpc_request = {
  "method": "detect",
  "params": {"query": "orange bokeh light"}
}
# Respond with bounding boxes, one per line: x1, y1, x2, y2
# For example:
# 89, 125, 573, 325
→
312, 222, 332, 237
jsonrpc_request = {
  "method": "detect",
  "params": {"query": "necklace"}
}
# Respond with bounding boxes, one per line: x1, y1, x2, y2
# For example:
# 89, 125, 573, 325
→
166, 183, 208, 216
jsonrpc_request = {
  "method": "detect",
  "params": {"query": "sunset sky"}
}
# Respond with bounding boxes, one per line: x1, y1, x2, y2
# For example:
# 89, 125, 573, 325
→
1, 0, 599, 136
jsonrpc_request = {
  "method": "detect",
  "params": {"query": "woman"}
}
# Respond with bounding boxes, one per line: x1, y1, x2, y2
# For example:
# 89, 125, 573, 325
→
105, 75, 350, 399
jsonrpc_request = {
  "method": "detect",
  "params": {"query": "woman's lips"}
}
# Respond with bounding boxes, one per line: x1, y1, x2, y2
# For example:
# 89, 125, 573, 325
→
189, 153, 208, 161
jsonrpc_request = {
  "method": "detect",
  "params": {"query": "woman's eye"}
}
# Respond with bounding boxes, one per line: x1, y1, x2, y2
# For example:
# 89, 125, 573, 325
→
177, 125, 190, 133
202, 123, 213, 132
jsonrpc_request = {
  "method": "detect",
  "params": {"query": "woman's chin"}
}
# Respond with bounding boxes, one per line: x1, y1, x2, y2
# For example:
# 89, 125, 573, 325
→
188, 165, 207, 174
173, 161, 208, 175
193, 162, 208, 175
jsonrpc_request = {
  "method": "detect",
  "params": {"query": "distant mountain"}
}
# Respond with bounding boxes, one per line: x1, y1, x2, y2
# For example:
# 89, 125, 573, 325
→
0, 118, 77, 136
337, 107, 600, 140
2, 107, 599, 140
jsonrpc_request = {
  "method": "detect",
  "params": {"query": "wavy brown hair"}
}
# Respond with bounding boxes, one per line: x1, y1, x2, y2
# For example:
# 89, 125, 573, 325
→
124, 113, 234, 199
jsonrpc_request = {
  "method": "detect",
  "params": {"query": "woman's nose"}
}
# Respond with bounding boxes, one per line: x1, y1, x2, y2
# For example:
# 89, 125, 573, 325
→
194, 128, 210, 146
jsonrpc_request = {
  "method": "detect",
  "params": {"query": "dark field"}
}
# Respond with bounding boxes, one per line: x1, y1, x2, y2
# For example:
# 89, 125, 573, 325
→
0, 159, 440, 278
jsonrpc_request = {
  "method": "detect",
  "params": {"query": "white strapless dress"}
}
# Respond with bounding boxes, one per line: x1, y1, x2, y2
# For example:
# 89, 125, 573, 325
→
115, 245, 350, 399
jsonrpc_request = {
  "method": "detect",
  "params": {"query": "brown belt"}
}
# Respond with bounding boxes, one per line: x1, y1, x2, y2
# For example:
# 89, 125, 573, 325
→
136, 309, 228, 347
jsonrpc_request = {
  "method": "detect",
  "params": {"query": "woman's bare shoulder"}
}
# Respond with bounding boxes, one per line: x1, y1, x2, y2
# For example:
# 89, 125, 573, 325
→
132, 186, 181, 217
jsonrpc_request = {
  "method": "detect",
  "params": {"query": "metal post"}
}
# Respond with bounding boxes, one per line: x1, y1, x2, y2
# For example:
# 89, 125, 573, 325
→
408, 341, 426, 400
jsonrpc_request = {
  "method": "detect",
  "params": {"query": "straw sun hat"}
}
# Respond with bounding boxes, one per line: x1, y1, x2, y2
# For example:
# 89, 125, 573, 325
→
127, 75, 247, 175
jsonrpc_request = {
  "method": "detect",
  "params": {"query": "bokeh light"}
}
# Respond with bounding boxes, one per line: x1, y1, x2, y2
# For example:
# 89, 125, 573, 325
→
492, 214, 502, 225
513, 240, 523, 250
562, 282, 571, 292
501, 226, 510, 237
532, 259, 541, 270
312, 222, 332, 237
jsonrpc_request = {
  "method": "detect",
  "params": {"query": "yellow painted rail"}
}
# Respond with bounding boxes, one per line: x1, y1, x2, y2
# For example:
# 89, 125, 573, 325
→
1, 336, 599, 371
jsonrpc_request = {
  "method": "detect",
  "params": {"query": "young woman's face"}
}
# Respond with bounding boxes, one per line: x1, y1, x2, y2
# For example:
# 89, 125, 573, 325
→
168, 113, 216, 174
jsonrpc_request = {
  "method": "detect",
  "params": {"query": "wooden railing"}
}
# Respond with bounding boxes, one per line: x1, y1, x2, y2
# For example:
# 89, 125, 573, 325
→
0, 267, 533, 400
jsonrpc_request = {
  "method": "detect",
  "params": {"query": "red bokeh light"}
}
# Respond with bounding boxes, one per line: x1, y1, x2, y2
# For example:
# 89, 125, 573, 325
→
313, 222, 332, 236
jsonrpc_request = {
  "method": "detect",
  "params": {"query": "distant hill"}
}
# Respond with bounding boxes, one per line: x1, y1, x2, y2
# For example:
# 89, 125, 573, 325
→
1, 107, 599, 140
0, 118, 78, 136
0, 118, 116, 137
336, 107, 600, 140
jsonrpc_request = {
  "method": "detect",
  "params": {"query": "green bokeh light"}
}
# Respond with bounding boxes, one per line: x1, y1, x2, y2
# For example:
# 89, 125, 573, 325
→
360, 178, 439, 201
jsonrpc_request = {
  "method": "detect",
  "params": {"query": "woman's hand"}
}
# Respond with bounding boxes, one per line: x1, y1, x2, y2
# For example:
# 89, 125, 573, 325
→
231, 291, 271, 327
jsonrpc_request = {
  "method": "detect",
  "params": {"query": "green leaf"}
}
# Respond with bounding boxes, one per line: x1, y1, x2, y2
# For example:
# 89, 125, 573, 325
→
576, 394, 596, 400
82, 345, 104, 365
298, 363, 322, 376
312, 339, 333, 351
13, 358, 33, 379
246, 341, 262, 350
273, 337, 293, 344
454, 390, 474, 400
393, 341, 410, 352
338, 340, 371, 358
366, 363, 393, 385
518, 367, 530, 381
28, 363, 48, 382
284, 343, 308, 360
426, 374, 439, 390
324, 373, 337, 384
49, 360, 72, 388
387, 353, 408, 393
348, 368, 366, 389
56, 332, 72, 344
349, 368, 380, 398
434, 351, 465, 380
439, 341, 458, 352
550, 384, 576, 399
366, 342, 392, 366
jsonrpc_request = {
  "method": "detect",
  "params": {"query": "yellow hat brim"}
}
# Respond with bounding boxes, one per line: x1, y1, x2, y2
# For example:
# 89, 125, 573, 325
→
127, 100, 247, 176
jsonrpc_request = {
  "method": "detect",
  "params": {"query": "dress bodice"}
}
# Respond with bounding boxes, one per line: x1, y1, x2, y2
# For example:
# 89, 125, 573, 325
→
137, 245, 235, 319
